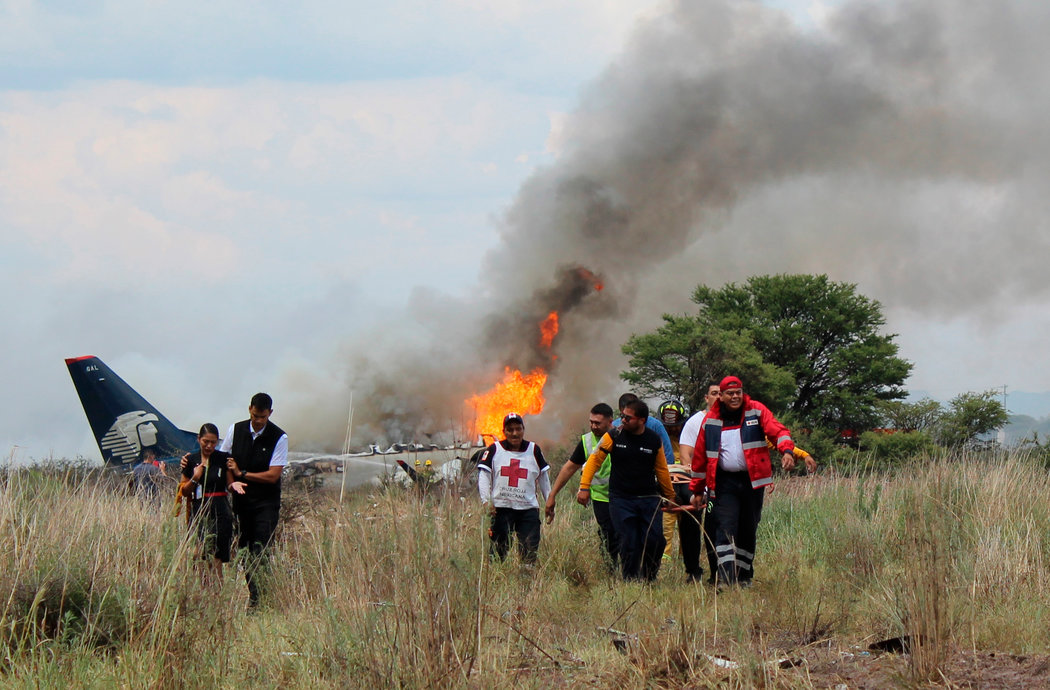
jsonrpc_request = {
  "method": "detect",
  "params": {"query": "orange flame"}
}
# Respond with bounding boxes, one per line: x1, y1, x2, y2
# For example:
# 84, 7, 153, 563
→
539, 311, 559, 349
576, 266, 604, 292
468, 367, 548, 439
467, 310, 563, 440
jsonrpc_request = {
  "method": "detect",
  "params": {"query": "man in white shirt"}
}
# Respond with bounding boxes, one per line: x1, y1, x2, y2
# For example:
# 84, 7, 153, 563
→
221, 392, 288, 607
678, 382, 721, 581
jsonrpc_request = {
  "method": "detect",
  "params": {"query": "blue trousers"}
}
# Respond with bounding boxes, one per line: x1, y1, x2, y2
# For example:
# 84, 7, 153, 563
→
591, 499, 620, 571
609, 495, 665, 581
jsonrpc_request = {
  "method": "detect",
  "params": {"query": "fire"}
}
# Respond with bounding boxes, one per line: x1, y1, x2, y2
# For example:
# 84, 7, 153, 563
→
575, 266, 604, 292
468, 367, 548, 439
539, 311, 559, 349
467, 310, 564, 440
464, 264, 602, 441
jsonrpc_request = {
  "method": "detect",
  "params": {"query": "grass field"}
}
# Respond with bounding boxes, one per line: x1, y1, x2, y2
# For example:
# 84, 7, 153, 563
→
2, 451, 1050, 688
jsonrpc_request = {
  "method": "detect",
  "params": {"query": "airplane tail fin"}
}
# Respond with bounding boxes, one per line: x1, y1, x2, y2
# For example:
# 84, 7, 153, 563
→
65, 356, 199, 468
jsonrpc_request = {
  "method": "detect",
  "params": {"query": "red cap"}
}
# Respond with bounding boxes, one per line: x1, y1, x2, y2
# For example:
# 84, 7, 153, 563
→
719, 376, 743, 392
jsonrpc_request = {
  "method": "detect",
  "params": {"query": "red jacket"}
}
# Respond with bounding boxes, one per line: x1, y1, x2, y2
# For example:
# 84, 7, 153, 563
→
689, 395, 794, 493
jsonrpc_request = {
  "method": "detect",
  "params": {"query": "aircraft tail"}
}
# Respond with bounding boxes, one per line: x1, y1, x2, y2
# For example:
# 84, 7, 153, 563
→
65, 356, 199, 468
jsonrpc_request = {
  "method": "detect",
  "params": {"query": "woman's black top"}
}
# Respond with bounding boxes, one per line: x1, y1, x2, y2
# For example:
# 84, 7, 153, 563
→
182, 450, 231, 495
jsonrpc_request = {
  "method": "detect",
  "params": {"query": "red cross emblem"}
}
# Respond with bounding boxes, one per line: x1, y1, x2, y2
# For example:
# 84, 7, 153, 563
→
499, 458, 530, 487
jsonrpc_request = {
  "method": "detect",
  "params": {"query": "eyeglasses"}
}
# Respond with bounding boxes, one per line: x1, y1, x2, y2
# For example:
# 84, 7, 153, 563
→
620, 413, 638, 422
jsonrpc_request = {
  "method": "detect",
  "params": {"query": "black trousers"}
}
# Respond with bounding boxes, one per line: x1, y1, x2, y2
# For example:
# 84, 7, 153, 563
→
190, 496, 234, 563
591, 499, 620, 570
234, 497, 280, 605
609, 495, 665, 581
711, 469, 764, 585
673, 482, 704, 579
704, 501, 718, 580
490, 507, 541, 564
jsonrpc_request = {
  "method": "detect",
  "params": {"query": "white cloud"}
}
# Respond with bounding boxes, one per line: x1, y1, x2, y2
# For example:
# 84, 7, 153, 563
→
0, 76, 563, 288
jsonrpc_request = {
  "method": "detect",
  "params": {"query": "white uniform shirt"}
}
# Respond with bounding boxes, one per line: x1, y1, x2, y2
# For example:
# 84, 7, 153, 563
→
719, 428, 747, 472
219, 422, 289, 466
680, 412, 704, 449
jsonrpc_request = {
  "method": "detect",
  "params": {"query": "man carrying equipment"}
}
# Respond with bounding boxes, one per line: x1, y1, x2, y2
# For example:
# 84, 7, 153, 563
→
679, 382, 722, 581
689, 376, 794, 587
658, 400, 703, 581
578, 400, 675, 582
544, 403, 618, 568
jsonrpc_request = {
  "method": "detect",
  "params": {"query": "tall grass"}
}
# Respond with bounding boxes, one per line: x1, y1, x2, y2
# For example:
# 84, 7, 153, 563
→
1, 452, 1050, 687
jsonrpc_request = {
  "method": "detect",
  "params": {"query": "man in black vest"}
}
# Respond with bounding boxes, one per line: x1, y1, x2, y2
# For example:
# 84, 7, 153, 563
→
221, 392, 288, 607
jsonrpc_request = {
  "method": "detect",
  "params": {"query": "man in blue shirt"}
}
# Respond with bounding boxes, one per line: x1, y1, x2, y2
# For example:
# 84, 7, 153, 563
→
612, 393, 674, 463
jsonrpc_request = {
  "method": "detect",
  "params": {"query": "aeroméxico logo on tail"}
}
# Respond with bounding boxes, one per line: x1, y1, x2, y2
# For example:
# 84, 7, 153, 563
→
100, 411, 161, 465
65, 356, 199, 469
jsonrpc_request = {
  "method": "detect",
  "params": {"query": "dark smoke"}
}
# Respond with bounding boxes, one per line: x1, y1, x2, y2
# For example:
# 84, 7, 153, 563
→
480, 265, 608, 373
492, 0, 1019, 299
305, 0, 1050, 449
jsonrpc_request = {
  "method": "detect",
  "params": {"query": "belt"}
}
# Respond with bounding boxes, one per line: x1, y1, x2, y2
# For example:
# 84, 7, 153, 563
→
204, 491, 227, 498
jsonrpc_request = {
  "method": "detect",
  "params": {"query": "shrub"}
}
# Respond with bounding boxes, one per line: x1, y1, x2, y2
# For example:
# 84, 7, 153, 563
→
858, 430, 936, 465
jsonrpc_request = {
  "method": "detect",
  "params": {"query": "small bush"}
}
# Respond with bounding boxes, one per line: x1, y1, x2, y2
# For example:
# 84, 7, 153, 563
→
858, 430, 936, 464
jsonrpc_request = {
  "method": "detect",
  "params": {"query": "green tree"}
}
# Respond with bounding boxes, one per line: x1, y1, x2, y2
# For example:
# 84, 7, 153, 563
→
934, 390, 1008, 447
620, 314, 794, 413
877, 397, 944, 431
622, 274, 911, 428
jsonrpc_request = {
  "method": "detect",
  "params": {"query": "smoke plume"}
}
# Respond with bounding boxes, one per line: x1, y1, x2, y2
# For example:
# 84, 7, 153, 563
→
299, 0, 1050, 449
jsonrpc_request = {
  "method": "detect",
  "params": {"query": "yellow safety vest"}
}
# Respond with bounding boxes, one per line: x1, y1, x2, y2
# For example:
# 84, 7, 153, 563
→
583, 432, 612, 503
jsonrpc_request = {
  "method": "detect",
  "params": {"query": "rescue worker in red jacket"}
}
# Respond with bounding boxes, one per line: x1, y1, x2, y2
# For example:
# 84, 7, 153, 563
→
689, 376, 795, 587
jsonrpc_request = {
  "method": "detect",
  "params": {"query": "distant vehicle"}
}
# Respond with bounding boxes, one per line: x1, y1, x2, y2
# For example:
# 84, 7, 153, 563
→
65, 355, 199, 469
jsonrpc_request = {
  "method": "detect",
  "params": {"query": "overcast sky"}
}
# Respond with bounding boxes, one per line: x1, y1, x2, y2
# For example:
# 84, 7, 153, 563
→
4, 0, 1048, 461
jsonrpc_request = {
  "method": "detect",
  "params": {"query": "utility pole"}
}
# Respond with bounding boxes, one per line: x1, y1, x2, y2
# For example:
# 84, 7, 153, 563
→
998, 385, 1008, 446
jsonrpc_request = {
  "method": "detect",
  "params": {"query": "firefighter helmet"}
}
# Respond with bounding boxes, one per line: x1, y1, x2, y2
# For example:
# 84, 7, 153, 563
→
658, 400, 686, 426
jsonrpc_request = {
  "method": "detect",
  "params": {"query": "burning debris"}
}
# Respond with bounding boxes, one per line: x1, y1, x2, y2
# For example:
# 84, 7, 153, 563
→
465, 266, 604, 441
468, 368, 549, 441
539, 312, 559, 350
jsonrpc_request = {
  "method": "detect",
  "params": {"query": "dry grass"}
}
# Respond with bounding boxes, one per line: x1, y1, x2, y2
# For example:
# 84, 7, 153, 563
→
1, 451, 1050, 687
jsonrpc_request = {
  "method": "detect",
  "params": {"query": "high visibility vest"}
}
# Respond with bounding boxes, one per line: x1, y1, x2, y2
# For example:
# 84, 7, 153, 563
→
582, 432, 612, 503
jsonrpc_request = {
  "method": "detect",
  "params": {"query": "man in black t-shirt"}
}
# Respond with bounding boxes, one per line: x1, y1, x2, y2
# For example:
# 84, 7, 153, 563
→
577, 400, 675, 581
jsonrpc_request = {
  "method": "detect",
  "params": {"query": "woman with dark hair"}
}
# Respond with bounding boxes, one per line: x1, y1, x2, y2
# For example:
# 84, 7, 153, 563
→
181, 423, 246, 576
